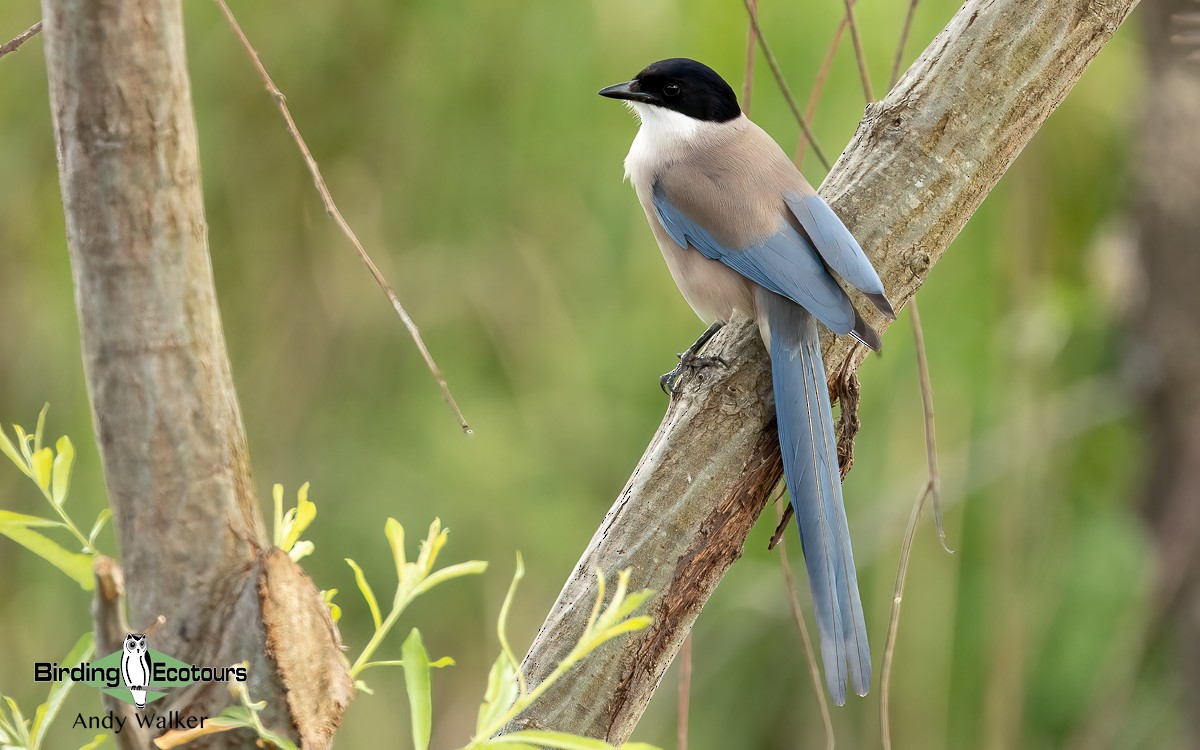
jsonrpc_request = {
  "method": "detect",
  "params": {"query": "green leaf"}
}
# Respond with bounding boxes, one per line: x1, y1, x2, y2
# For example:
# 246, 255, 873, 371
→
490, 730, 632, 750
385, 517, 406, 579
13, 424, 33, 465
281, 483, 315, 551
354, 679, 375, 696
0, 516, 94, 590
87, 510, 112, 547
590, 617, 653, 649
496, 553, 525, 693
33, 404, 49, 453
0, 426, 31, 477
321, 589, 340, 623
412, 560, 488, 598
288, 540, 315, 562
610, 589, 654, 622
487, 731, 663, 750
272, 484, 284, 547
0, 510, 60, 528
469, 743, 542, 750
30, 632, 95, 750
415, 518, 447, 573
401, 629, 433, 750
0, 700, 18, 743
154, 705, 297, 750
475, 652, 518, 736
51, 437, 74, 507
77, 735, 107, 750
4, 696, 31, 747
31, 447, 53, 493
345, 558, 381, 629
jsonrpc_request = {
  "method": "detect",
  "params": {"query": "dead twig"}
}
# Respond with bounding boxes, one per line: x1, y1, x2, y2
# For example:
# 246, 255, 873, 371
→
775, 497, 836, 749
210, 0, 471, 434
0, 20, 41, 59
880, 299, 951, 750
795, 6, 852, 170
677, 635, 692, 750
890, 0, 923, 89
741, 0, 831, 170
842, 0, 874, 101
742, 0, 759, 112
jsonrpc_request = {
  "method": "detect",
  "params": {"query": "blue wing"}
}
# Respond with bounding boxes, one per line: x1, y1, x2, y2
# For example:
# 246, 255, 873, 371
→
651, 182, 857, 336
785, 192, 894, 318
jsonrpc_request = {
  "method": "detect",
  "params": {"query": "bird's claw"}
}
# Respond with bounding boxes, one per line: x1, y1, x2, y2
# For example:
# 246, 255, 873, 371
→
659, 321, 727, 395
659, 349, 727, 395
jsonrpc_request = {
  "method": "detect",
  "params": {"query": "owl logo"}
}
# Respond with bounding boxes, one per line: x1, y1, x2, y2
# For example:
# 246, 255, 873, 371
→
120, 633, 153, 710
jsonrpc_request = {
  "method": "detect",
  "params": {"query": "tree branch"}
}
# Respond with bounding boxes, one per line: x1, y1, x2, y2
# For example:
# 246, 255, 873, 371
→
39, 0, 351, 746
0, 20, 41, 59
503, 0, 1141, 741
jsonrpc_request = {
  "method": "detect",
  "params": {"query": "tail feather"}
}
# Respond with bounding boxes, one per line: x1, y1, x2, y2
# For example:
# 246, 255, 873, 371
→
763, 291, 871, 704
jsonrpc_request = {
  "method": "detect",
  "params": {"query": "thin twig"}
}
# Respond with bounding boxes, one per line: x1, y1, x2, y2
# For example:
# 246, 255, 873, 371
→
741, 0, 831, 171
794, 9, 851, 170
890, 0, 923, 89
0, 20, 41, 60
880, 481, 928, 750
880, 300, 951, 750
775, 497, 836, 749
912, 301, 951, 552
211, 0, 471, 434
841, 0, 874, 101
742, 0, 759, 112
677, 635, 692, 750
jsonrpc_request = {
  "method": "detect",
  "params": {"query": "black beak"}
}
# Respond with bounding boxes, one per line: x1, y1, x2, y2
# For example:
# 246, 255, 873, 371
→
598, 80, 655, 103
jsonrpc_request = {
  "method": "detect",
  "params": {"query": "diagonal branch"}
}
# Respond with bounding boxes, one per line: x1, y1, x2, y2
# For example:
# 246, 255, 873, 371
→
0, 20, 41, 59
211, 0, 470, 434
502, 0, 1142, 741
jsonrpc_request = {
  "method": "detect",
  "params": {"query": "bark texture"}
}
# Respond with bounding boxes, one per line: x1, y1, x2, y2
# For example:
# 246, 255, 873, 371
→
39, 0, 352, 747
505, 0, 1142, 741
1129, 0, 1200, 739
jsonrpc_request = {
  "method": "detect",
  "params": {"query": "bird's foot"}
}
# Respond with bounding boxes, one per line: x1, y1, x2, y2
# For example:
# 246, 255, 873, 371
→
659, 322, 726, 395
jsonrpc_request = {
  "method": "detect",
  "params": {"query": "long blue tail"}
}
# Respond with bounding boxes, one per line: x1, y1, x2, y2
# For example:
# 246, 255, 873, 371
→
764, 291, 870, 705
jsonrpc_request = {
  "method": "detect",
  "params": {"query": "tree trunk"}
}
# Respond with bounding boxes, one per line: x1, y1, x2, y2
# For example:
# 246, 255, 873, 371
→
39, 0, 352, 746
1129, 0, 1200, 740
504, 0, 1142, 741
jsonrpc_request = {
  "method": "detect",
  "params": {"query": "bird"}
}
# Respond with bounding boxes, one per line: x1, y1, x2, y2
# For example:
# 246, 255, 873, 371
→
599, 57, 894, 705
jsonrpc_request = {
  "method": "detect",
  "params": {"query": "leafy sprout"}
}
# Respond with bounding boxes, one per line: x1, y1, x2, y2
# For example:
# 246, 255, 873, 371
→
462, 561, 659, 750
0, 406, 107, 589
347, 518, 486, 684
0, 632, 103, 750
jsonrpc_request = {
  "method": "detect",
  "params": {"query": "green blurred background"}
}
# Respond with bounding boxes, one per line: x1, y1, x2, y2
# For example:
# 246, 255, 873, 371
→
0, 0, 1168, 747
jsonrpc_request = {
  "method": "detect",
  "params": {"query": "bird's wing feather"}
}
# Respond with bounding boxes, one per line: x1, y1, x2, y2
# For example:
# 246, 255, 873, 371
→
651, 182, 857, 335
784, 192, 894, 318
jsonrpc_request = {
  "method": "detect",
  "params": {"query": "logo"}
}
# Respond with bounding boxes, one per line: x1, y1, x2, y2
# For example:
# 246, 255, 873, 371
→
33, 632, 248, 733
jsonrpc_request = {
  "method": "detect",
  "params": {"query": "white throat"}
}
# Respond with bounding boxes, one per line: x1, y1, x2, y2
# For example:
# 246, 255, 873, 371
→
623, 103, 721, 180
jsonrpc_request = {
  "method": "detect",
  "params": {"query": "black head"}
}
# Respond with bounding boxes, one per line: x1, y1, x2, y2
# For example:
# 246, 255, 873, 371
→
598, 58, 741, 123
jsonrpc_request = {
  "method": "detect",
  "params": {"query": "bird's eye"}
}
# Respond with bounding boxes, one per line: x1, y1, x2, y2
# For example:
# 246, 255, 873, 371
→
663, 83, 681, 97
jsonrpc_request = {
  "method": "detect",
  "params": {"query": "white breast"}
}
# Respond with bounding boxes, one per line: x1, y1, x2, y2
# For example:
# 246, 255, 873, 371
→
623, 103, 722, 181
620, 105, 756, 324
